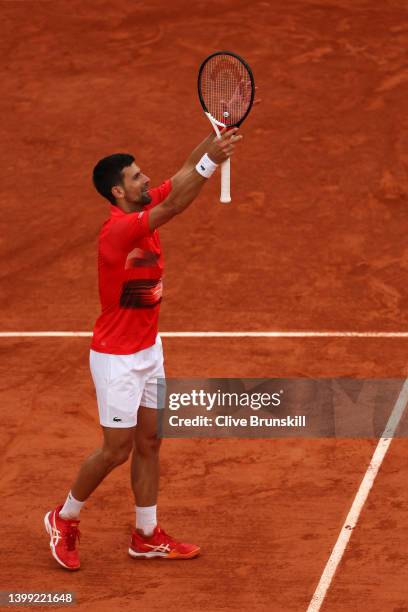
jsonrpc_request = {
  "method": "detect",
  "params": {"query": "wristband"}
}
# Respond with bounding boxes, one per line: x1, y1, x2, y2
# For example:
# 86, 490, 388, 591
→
195, 153, 218, 179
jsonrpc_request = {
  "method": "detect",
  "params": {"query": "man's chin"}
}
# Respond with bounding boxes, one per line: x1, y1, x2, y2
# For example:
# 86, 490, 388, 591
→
140, 192, 152, 206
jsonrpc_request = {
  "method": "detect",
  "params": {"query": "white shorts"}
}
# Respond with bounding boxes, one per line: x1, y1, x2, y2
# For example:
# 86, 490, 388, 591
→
89, 335, 165, 428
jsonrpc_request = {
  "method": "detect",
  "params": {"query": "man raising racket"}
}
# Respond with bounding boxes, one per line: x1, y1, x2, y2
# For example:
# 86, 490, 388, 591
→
44, 127, 242, 569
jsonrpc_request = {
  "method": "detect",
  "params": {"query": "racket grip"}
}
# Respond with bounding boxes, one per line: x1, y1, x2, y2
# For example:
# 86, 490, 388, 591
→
220, 158, 231, 203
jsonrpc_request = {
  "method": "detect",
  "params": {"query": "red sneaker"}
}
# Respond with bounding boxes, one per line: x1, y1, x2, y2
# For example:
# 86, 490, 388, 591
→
44, 505, 81, 570
129, 525, 200, 559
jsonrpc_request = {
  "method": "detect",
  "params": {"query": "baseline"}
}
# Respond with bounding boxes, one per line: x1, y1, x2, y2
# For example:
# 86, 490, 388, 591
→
0, 331, 408, 339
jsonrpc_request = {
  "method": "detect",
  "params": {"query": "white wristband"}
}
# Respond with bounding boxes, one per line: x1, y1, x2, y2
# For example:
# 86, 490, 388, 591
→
195, 153, 218, 179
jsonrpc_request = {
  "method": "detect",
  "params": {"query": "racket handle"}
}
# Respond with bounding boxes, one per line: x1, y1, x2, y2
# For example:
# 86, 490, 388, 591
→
220, 158, 231, 203
204, 112, 232, 204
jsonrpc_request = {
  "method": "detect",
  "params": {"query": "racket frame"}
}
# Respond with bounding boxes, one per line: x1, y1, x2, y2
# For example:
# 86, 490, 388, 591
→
197, 50, 255, 129
197, 50, 255, 204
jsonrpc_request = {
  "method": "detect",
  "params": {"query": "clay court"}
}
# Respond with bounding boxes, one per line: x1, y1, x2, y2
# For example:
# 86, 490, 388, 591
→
1, 0, 408, 610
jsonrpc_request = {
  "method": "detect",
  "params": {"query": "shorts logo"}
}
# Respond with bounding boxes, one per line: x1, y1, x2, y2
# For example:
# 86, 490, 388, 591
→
113, 417, 122, 422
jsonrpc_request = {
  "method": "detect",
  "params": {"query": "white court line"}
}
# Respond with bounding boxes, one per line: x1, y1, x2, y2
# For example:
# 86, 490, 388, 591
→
307, 378, 408, 612
0, 331, 408, 338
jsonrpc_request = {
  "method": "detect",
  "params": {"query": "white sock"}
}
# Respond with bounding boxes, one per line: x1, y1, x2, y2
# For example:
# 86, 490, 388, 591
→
136, 505, 157, 537
59, 491, 85, 520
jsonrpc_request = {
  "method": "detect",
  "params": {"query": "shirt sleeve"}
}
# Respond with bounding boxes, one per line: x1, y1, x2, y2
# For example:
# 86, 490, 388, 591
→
107, 209, 151, 251
147, 179, 172, 208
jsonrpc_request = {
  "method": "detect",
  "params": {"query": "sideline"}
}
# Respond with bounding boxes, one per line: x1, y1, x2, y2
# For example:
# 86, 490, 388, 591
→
306, 379, 408, 611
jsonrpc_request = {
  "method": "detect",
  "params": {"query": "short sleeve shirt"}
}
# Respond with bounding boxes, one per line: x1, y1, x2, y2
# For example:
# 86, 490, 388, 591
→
91, 179, 172, 354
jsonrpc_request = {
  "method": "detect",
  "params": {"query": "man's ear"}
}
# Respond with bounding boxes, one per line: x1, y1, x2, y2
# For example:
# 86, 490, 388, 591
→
111, 185, 124, 200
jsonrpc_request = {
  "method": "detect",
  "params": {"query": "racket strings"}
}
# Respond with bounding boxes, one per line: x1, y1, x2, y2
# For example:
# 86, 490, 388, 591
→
200, 54, 252, 126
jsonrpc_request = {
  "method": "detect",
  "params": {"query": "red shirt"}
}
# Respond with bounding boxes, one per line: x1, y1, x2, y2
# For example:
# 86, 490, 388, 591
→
91, 180, 172, 354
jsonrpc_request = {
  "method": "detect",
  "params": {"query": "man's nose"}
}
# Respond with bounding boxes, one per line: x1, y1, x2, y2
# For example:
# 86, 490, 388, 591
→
143, 174, 150, 184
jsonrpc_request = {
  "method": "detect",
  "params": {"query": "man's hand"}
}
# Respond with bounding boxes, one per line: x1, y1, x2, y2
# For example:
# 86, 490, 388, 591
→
206, 127, 243, 165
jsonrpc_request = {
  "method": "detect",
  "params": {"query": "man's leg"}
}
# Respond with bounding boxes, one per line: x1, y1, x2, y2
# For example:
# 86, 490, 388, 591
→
71, 426, 135, 502
130, 406, 161, 521
45, 426, 134, 570
128, 405, 200, 559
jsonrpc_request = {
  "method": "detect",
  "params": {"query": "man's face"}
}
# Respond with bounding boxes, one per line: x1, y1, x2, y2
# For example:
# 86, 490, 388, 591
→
116, 162, 152, 208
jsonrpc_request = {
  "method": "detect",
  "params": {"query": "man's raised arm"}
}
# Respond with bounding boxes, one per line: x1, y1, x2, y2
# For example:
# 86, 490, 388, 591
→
148, 128, 242, 231
172, 134, 214, 180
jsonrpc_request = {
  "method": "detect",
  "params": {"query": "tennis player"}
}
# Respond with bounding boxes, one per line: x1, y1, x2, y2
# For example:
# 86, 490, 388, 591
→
44, 128, 242, 569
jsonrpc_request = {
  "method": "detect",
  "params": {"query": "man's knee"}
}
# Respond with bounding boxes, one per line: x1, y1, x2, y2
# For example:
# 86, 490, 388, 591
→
135, 434, 162, 457
102, 441, 133, 468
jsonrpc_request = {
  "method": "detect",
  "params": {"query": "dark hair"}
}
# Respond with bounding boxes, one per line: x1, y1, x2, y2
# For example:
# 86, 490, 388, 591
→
92, 153, 135, 205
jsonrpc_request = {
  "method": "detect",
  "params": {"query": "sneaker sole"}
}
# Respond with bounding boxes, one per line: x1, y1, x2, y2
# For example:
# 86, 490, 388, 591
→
44, 511, 80, 571
128, 547, 200, 560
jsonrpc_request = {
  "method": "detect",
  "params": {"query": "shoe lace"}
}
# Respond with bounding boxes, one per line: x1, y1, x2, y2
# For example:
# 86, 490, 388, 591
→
64, 523, 80, 551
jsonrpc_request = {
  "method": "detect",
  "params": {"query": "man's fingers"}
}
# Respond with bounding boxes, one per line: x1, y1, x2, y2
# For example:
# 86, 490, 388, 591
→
224, 143, 238, 155
220, 127, 239, 139
220, 134, 243, 148
209, 125, 242, 162
220, 130, 241, 144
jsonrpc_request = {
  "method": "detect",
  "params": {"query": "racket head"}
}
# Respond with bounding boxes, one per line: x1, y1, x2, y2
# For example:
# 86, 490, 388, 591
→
197, 50, 255, 128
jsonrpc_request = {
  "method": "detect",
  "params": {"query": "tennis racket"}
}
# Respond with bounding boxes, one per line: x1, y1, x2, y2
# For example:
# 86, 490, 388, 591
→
197, 51, 255, 203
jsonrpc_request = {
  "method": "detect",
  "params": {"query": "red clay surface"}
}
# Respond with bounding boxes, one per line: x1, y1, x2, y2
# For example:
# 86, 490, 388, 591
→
1, 0, 408, 610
